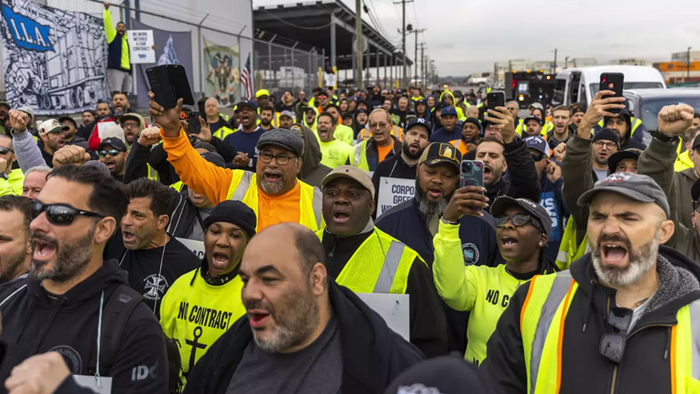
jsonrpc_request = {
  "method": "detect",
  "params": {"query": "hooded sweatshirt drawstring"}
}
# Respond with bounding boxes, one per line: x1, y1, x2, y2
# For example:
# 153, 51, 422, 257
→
582, 279, 598, 333
664, 327, 671, 360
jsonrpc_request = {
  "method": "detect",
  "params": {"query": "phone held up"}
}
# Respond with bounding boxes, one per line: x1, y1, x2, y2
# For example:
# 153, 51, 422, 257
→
146, 64, 195, 110
460, 160, 485, 212
599, 72, 624, 114
487, 92, 506, 111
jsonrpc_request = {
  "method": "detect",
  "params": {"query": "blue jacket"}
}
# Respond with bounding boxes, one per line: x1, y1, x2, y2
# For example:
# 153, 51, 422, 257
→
375, 198, 502, 268
538, 174, 569, 262
430, 127, 462, 143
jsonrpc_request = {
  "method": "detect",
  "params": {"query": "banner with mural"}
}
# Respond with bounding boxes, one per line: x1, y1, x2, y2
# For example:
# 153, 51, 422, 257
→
0, 0, 109, 114
131, 19, 193, 109
203, 37, 239, 108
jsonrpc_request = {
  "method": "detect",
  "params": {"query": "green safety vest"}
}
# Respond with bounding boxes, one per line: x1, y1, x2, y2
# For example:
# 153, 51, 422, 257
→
520, 271, 700, 394
315, 227, 421, 294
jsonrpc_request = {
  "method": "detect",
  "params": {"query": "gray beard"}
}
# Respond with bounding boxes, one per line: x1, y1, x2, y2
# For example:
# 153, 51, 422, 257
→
415, 180, 449, 218
591, 234, 659, 288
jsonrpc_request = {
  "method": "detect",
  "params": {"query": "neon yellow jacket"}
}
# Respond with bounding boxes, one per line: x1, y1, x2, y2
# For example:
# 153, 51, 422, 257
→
439, 91, 465, 120
675, 149, 694, 172
103, 9, 130, 71
0, 170, 24, 197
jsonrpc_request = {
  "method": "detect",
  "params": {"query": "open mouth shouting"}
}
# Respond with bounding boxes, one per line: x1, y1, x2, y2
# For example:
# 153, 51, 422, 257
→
331, 207, 351, 224
211, 251, 230, 269
600, 240, 629, 266
262, 170, 284, 183
32, 235, 57, 261
483, 164, 493, 180
500, 235, 519, 250
122, 230, 136, 244
102, 157, 116, 170
248, 309, 271, 329
427, 186, 443, 200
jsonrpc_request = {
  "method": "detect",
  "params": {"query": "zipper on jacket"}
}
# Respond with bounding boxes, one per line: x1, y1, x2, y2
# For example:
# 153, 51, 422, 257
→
609, 366, 618, 394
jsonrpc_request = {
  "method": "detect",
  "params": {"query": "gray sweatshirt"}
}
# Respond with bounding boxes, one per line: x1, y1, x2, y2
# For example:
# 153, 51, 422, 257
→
12, 130, 47, 173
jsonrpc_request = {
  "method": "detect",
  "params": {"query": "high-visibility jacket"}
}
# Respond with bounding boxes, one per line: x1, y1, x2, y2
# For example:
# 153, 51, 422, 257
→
226, 171, 323, 232
315, 227, 422, 294
448, 139, 469, 156
212, 126, 236, 141
554, 218, 587, 271
515, 119, 525, 137
160, 267, 246, 388
218, 113, 230, 121
596, 117, 643, 138
359, 125, 404, 142
0, 170, 24, 197
542, 121, 554, 135
103, 9, 130, 71
351, 137, 399, 172
675, 145, 693, 172
520, 270, 700, 394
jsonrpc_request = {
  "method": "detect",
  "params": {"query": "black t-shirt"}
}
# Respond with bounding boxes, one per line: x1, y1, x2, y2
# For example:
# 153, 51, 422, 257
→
118, 237, 200, 318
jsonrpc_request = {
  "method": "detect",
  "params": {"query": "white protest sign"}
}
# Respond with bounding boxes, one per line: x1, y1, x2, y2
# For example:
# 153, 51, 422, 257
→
376, 177, 415, 218
324, 72, 336, 88
127, 30, 155, 64
176, 237, 205, 260
73, 376, 112, 394
97, 121, 116, 139
356, 293, 409, 340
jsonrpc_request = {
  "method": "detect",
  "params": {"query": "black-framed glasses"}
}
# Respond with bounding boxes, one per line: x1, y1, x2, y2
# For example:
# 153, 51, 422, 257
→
531, 153, 546, 162
258, 152, 296, 166
594, 141, 617, 149
0, 147, 14, 155
31, 201, 105, 226
98, 149, 121, 158
495, 213, 538, 229
599, 307, 633, 364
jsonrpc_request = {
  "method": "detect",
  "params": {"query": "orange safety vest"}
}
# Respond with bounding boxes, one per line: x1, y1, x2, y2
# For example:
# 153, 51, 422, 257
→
360, 125, 404, 141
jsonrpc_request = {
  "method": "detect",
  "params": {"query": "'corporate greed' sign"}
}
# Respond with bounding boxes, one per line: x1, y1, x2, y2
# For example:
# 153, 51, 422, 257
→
376, 177, 415, 218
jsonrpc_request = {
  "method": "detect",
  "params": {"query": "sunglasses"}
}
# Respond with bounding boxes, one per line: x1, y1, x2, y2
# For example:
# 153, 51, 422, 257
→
31, 201, 105, 226
0, 147, 14, 155
495, 213, 542, 232
531, 153, 546, 162
599, 307, 633, 363
98, 149, 121, 158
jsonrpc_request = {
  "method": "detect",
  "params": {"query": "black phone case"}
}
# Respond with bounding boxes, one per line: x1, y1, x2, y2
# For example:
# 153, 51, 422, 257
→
146, 65, 194, 109
488, 92, 505, 111
600, 73, 624, 114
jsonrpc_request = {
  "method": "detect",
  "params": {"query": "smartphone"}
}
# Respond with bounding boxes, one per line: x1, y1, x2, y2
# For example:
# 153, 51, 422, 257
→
599, 72, 624, 114
188, 111, 200, 135
487, 92, 505, 111
146, 64, 195, 109
460, 160, 485, 211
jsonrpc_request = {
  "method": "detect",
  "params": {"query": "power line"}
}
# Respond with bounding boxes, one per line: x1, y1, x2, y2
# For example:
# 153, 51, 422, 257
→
363, 0, 398, 41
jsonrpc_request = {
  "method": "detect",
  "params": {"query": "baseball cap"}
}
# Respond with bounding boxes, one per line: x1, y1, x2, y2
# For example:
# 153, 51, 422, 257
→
524, 136, 550, 156
202, 200, 257, 238
418, 142, 462, 173
121, 112, 145, 127
38, 119, 67, 136
415, 98, 427, 106
524, 116, 544, 126
577, 172, 670, 218
692, 134, 700, 151
256, 128, 304, 157
607, 148, 642, 173
279, 110, 294, 120
593, 128, 620, 146
235, 100, 257, 113
255, 89, 270, 98
322, 165, 375, 199
58, 116, 77, 128
440, 107, 458, 117
383, 356, 489, 394
490, 196, 552, 237
98, 137, 128, 152
571, 106, 584, 115
405, 118, 432, 136
481, 119, 497, 129
529, 102, 544, 111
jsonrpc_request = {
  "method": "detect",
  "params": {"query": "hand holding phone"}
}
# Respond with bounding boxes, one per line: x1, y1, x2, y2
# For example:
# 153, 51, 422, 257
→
487, 92, 506, 111
147, 64, 195, 110
442, 161, 488, 221
599, 73, 624, 114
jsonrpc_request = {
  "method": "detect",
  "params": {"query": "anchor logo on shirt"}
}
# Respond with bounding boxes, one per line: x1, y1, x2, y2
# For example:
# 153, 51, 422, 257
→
185, 326, 207, 375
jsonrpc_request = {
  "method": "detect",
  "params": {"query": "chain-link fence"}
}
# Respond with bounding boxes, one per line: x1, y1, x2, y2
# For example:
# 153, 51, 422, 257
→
253, 39, 324, 94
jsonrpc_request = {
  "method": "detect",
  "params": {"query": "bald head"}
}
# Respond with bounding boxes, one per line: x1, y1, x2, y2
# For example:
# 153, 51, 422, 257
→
246, 223, 325, 276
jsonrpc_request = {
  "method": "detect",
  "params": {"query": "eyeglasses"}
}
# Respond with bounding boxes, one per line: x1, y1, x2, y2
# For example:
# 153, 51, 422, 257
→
0, 147, 14, 155
531, 153, 546, 162
98, 149, 121, 158
594, 141, 617, 149
258, 152, 296, 166
369, 122, 390, 130
599, 307, 633, 364
495, 213, 542, 231
122, 121, 139, 128
31, 200, 105, 226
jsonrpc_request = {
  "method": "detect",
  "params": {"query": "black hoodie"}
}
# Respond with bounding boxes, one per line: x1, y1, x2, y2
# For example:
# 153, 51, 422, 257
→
297, 124, 332, 189
482, 246, 700, 394
0, 260, 168, 394
182, 279, 424, 394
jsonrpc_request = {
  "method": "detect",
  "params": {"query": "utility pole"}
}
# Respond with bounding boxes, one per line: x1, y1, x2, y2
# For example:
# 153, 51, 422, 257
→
409, 28, 425, 86
355, 0, 364, 90
564, 56, 570, 69
419, 43, 426, 89
394, 0, 413, 88
688, 46, 692, 81
552, 48, 558, 74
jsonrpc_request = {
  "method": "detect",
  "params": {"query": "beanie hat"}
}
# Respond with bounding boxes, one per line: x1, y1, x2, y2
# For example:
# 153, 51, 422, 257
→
202, 201, 257, 238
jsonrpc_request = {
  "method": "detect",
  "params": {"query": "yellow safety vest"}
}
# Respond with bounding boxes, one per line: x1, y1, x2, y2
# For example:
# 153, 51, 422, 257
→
212, 126, 236, 141
555, 218, 587, 271
542, 122, 554, 136
169, 181, 184, 192
520, 271, 700, 394
218, 113, 230, 121
225, 171, 323, 232
515, 119, 526, 137
675, 140, 694, 172
315, 227, 421, 294
597, 117, 643, 137
352, 140, 371, 171
147, 164, 160, 182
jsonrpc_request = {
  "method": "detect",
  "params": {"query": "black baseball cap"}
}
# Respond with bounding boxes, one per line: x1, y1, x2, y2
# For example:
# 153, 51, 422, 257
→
524, 116, 544, 126
58, 116, 77, 128
607, 148, 642, 173
578, 172, 670, 218
405, 118, 432, 136
692, 134, 700, 151
490, 196, 552, 237
418, 142, 462, 173
98, 137, 128, 152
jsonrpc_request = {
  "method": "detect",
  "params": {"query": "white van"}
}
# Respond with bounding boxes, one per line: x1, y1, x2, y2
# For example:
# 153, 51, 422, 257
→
553, 65, 666, 106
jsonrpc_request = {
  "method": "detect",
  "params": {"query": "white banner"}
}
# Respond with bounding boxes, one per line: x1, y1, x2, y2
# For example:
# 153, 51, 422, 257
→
376, 177, 415, 218
176, 237, 205, 260
355, 293, 409, 340
127, 30, 155, 64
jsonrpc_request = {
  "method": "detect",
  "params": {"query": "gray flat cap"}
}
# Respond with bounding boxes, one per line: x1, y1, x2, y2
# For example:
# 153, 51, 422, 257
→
256, 128, 304, 157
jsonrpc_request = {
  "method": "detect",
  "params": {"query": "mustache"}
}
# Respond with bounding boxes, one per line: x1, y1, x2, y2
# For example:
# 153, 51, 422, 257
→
596, 234, 632, 251
245, 299, 274, 315
32, 231, 58, 248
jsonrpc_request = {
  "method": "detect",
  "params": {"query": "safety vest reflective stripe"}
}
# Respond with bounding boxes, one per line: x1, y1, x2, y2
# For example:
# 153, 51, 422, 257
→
520, 271, 576, 394
353, 141, 369, 171
555, 217, 588, 271
448, 139, 468, 156
226, 171, 322, 231
314, 228, 419, 294
213, 126, 235, 141
147, 164, 159, 182
516, 120, 525, 137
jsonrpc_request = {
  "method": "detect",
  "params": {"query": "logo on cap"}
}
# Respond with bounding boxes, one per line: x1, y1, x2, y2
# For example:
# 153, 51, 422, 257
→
604, 172, 631, 183
439, 144, 454, 159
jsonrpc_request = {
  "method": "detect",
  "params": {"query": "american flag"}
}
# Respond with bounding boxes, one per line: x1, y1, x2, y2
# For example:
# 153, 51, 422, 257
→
241, 54, 253, 100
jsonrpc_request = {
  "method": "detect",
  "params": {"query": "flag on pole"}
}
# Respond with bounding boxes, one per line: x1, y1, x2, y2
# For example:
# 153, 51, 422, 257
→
241, 54, 253, 100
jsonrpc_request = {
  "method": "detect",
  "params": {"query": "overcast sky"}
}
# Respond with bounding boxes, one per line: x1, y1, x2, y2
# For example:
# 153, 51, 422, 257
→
253, 0, 700, 76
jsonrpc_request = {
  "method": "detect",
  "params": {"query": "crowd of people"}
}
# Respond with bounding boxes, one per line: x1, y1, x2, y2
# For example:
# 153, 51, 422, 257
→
0, 74, 699, 394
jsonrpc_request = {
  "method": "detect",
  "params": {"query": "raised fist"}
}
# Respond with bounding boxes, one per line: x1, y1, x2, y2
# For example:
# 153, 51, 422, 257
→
52, 145, 90, 168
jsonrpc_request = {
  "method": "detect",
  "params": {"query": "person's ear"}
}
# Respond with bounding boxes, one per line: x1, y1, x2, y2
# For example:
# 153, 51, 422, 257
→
658, 219, 675, 244
538, 234, 549, 247
157, 214, 169, 230
94, 217, 117, 244
310, 262, 327, 295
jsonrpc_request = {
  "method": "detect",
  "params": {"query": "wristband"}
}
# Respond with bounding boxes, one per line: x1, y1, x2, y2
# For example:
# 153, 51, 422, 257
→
650, 130, 679, 144
440, 216, 458, 225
